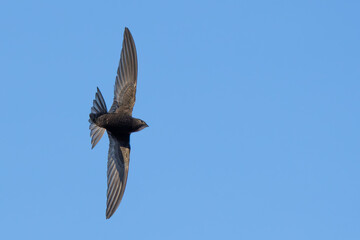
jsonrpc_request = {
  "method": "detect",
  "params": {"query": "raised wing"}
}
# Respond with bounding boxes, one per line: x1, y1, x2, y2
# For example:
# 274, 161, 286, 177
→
106, 132, 130, 219
109, 27, 138, 115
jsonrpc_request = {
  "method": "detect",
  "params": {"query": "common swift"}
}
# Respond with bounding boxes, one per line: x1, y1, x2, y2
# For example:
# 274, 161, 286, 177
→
89, 27, 148, 219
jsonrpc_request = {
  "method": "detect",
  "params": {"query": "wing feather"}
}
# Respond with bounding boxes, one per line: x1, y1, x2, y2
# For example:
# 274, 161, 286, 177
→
109, 27, 138, 115
106, 132, 130, 219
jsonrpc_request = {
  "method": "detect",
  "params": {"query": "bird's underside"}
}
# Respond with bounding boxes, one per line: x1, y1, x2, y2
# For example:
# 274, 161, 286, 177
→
95, 113, 135, 134
89, 27, 147, 219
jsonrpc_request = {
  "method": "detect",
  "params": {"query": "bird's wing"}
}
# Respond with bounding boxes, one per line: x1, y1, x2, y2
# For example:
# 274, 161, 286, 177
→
106, 132, 130, 219
109, 27, 138, 115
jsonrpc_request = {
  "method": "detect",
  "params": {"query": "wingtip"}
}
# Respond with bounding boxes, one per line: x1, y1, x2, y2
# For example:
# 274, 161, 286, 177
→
106, 210, 113, 219
124, 27, 132, 37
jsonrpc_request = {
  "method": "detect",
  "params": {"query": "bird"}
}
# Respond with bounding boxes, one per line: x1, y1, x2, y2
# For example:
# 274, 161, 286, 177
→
89, 27, 148, 219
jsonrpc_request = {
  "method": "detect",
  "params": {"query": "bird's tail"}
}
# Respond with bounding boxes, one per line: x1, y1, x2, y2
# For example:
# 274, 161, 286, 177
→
89, 87, 107, 149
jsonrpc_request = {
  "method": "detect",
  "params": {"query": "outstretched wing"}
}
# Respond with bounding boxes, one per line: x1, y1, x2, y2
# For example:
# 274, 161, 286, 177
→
109, 27, 138, 115
106, 132, 130, 219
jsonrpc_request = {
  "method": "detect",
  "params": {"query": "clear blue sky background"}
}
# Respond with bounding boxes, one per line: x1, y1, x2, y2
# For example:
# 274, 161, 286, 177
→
1, 1, 359, 239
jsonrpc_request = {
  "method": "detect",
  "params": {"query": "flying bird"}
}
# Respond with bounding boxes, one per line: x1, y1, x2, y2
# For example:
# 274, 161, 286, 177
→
89, 27, 148, 219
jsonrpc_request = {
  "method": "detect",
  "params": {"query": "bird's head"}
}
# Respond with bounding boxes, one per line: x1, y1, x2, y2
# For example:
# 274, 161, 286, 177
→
133, 118, 149, 132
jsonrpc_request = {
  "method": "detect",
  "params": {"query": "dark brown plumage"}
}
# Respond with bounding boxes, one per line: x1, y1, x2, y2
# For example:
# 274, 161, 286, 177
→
89, 27, 148, 219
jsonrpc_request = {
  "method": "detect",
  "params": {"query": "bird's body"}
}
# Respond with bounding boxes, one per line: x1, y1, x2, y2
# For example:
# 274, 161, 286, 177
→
89, 27, 148, 219
91, 113, 146, 135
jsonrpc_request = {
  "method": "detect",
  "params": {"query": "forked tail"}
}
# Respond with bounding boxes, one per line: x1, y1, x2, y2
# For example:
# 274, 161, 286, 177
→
89, 87, 107, 149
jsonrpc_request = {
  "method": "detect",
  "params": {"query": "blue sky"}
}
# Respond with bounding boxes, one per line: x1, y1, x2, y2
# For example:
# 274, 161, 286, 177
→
1, 0, 359, 239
